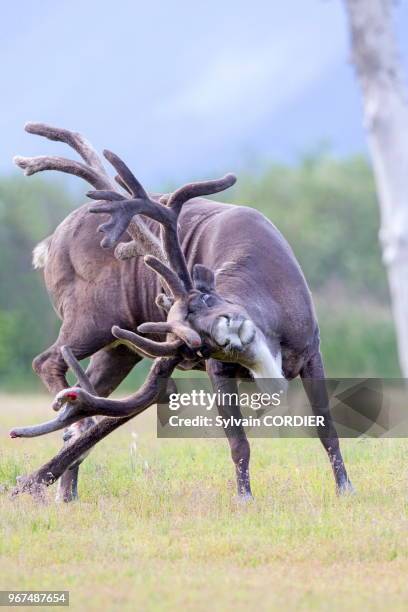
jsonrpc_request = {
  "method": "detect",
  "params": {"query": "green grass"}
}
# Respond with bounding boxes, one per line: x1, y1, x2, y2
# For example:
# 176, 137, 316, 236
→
0, 394, 407, 611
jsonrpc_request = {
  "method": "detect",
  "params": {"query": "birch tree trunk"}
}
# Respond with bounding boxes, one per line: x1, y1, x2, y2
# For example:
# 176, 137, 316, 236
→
343, 0, 408, 376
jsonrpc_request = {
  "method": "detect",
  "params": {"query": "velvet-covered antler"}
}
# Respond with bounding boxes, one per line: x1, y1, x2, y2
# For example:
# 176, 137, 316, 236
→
111, 325, 185, 359
9, 346, 98, 438
11, 355, 181, 495
88, 163, 236, 291
85, 163, 236, 359
13, 122, 163, 261
86, 168, 234, 359
10, 343, 182, 437
14, 122, 113, 189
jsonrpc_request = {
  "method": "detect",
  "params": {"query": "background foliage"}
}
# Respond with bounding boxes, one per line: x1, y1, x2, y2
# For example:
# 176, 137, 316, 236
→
0, 155, 400, 390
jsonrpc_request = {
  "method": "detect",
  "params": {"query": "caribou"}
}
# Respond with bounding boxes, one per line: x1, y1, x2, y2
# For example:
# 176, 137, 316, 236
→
10, 123, 354, 502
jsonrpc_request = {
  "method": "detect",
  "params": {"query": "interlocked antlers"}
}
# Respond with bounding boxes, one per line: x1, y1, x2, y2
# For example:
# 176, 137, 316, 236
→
14, 122, 163, 261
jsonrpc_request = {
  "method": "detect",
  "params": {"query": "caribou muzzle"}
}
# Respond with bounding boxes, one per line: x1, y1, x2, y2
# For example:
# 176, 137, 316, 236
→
211, 314, 256, 352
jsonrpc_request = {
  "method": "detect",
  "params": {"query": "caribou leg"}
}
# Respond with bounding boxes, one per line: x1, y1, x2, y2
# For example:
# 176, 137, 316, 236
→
57, 464, 80, 503
30, 316, 138, 501
206, 359, 253, 500
13, 416, 133, 497
31, 313, 117, 395
300, 351, 354, 495
56, 344, 142, 502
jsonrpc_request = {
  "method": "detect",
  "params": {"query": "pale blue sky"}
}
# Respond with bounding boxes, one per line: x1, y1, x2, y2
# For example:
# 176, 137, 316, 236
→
1, 0, 407, 188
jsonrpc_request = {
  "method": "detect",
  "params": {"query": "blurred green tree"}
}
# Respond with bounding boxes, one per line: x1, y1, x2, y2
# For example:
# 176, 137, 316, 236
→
0, 176, 73, 387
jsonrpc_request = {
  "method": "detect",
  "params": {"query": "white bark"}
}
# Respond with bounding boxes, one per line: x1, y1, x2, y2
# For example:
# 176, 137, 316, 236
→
343, 0, 408, 376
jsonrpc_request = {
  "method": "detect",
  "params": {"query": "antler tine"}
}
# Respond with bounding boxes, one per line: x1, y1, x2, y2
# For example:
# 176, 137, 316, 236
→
156, 173, 237, 287
13, 155, 112, 190
113, 223, 165, 261
99, 152, 167, 263
103, 150, 148, 199
61, 346, 96, 394
154, 174, 236, 287
17, 122, 173, 264
143, 255, 186, 298
9, 408, 82, 439
97, 151, 167, 262
9, 317, 199, 443
92, 151, 192, 288
167, 173, 237, 214
84, 199, 167, 263
112, 325, 183, 358
115, 174, 133, 195
138, 321, 201, 348
25, 122, 109, 178
87, 195, 171, 249
15, 122, 114, 190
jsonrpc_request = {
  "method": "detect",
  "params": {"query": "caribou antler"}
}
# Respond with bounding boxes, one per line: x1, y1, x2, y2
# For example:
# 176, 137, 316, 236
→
10, 346, 97, 438
85, 166, 236, 359
10, 341, 183, 439
85, 165, 236, 359
11, 355, 181, 496
14, 122, 112, 189
88, 158, 236, 290
111, 316, 202, 360
14, 122, 164, 261
9, 322, 199, 439
111, 325, 185, 359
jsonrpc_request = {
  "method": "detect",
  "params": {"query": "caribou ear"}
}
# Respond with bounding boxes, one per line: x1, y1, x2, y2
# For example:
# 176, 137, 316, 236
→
192, 264, 216, 292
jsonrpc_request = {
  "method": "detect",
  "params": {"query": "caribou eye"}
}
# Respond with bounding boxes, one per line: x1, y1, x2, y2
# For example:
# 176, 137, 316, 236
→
201, 293, 216, 307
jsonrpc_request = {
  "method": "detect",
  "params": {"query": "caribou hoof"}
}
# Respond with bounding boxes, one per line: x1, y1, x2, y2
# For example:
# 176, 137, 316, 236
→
11, 475, 49, 501
236, 492, 254, 505
337, 480, 356, 496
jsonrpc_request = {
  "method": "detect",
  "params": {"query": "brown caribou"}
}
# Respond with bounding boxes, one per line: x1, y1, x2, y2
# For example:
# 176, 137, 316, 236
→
10, 123, 354, 502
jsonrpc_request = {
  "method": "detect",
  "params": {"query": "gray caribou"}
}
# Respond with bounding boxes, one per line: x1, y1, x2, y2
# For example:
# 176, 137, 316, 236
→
10, 123, 353, 501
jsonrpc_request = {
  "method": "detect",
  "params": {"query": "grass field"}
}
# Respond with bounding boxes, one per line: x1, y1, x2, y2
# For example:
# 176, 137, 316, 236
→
0, 393, 407, 611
